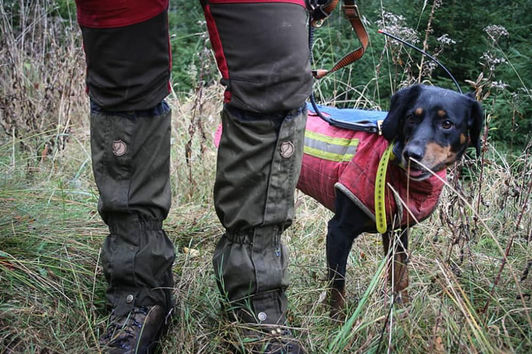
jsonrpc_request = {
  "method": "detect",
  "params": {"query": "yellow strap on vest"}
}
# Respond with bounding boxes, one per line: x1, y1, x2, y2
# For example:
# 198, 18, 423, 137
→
375, 142, 394, 234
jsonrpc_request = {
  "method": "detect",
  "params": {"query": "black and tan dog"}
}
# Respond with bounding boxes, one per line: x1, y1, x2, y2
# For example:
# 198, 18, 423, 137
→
297, 84, 484, 317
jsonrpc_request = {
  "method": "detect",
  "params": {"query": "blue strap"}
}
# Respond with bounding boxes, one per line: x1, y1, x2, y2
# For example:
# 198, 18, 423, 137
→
306, 102, 388, 134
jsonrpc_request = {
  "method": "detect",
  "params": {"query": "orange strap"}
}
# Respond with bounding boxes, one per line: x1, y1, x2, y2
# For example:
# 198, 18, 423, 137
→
310, 0, 339, 27
312, 0, 369, 80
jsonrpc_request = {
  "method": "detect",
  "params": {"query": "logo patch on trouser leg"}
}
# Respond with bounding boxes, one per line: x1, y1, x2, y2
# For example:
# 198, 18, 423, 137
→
280, 141, 295, 158
112, 139, 127, 156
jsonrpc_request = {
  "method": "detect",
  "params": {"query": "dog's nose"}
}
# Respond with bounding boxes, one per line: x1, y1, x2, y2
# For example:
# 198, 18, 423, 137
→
403, 143, 424, 163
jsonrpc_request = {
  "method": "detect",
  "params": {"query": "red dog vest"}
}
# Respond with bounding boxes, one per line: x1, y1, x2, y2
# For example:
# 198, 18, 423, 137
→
297, 112, 446, 230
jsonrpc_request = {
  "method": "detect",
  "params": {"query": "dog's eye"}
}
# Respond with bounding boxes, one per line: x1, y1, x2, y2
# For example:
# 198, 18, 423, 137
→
441, 120, 454, 129
406, 114, 416, 123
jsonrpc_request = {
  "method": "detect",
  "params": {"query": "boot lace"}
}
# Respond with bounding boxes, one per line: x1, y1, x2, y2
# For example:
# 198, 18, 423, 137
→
101, 307, 150, 350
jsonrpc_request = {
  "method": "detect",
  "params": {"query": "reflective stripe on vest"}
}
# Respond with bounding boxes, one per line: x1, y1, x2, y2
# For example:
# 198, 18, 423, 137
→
304, 130, 359, 162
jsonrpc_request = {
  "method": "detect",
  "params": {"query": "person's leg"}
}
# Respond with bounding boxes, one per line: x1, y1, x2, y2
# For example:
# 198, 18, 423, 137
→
201, 1, 312, 351
91, 102, 175, 352
213, 105, 307, 352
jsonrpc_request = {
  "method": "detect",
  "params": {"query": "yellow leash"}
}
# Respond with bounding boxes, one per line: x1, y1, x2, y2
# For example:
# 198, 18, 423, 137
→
375, 142, 394, 233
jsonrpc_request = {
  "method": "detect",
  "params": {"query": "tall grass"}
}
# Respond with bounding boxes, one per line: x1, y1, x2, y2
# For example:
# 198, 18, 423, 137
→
0, 0, 86, 159
1, 1, 531, 353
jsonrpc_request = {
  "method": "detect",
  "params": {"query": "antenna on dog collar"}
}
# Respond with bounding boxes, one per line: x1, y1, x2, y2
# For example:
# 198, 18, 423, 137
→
378, 30, 463, 94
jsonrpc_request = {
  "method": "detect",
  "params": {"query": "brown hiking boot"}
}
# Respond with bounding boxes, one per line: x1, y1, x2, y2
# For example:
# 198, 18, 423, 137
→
239, 326, 305, 354
99, 305, 172, 353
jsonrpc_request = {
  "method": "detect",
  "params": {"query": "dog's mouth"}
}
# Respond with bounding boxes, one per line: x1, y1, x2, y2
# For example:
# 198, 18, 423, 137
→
393, 145, 442, 181
400, 158, 436, 181
405, 167, 432, 181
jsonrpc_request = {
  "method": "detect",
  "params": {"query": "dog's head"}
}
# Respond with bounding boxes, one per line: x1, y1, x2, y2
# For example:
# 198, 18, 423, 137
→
381, 84, 484, 181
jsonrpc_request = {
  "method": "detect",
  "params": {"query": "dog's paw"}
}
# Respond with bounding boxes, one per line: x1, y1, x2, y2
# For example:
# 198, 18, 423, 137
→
329, 307, 346, 323
394, 290, 410, 306
328, 288, 347, 323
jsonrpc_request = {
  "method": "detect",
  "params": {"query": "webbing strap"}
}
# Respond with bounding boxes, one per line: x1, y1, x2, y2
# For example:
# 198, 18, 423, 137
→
312, 0, 369, 79
310, 0, 339, 26
375, 142, 394, 234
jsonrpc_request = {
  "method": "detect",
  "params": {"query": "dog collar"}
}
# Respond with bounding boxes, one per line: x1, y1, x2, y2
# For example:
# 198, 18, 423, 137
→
375, 142, 394, 233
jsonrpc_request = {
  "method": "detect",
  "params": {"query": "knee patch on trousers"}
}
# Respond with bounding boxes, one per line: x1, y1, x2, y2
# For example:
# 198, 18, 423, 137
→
90, 102, 172, 222
214, 105, 307, 232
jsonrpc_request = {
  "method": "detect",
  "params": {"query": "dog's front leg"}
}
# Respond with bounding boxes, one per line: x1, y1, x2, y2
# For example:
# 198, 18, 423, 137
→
326, 226, 355, 319
327, 192, 365, 319
382, 229, 410, 304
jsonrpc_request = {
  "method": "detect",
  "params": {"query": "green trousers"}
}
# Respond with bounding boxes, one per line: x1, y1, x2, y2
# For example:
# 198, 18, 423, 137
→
90, 102, 175, 317
213, 104, 307, 324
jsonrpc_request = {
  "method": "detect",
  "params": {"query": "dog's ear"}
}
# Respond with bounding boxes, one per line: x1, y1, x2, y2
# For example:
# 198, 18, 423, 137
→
382, 85, 422, 142
466, 92, 484, 156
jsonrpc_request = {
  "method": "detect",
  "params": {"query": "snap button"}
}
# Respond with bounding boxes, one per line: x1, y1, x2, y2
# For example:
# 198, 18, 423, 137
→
126, 294, 134, 304
257, 312, 267, 322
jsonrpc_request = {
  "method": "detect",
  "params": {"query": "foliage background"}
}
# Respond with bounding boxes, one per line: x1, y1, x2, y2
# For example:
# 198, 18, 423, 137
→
1, 0, 531, 147
164, 0, 532, 146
